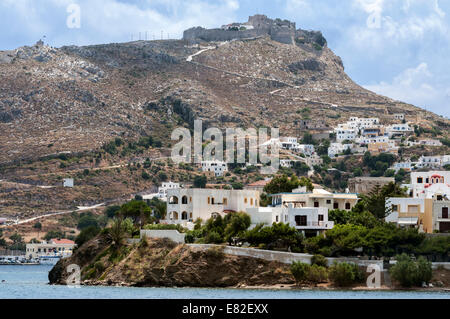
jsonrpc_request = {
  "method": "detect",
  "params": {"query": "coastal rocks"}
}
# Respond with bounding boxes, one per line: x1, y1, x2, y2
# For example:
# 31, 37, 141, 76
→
49, 237, 296, 288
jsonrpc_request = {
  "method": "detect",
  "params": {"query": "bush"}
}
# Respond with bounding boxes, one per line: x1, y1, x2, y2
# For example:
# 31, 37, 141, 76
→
389, 254, 432, 287
75, 226, 101, 247
205, 231, 223, 244
308, 265, 328, 284
290, 262, 310, 284
77, 214, 99, 230
329, 262, 364, 287
311, 254, 328, 267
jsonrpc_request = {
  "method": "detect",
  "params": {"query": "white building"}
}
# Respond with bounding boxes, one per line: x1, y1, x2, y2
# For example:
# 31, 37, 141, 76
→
280, 137, 302, 152
393, 114, 405, 121
246, 205, 334, 236
165, 188, 260, 226
328, 143, 352, 158
158, 181, 180, 199
392, 161, 417, 172
201, 160, 228, 177
335, 127, 357, 142
386, 123, 412, 138
403, 171, 450, 198
26, 239, 76, 259
298, 144, 315, 156
416, 155, 450, 169
305, 155, 323, 168
63, 178, 74, 188
280, 159, 302, 168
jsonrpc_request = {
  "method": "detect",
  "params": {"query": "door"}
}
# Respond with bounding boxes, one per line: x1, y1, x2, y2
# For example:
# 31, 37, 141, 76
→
439, 222, 450, 233
442, 207, 449, 219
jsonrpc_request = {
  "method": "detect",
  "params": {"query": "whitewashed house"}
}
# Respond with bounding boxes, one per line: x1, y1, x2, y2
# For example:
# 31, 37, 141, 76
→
246, 205, 334, 236
201, 160, 228, 177
165, 188, 260, 226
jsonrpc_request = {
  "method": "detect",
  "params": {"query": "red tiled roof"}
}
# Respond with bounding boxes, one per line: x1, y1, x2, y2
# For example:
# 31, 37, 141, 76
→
51, 238, 75, 245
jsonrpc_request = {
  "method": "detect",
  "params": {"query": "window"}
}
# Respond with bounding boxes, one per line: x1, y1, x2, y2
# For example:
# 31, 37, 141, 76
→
437, 195, 443, 201
408, 205, 419, 213
207, 197, 210, 204
295, 215, 307, 226
244, 198, 248, 204
182, 196, 188, 204
417, 177, 423, 183
211, 197, 215, 204
392, 205, 399, 212
318, 215, 324, 221
276, 216, 279, 222
223, 198, 228, 205
314, 201, 319, 208
443, 207, 449, 219
250, 198, 254, 205
333, 202, 339, 209
345, 203, 351, 210
326, 200, 331, 204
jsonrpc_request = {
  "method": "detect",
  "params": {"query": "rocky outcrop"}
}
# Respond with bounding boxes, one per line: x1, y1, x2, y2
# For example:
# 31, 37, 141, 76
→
49, 237, 295, 287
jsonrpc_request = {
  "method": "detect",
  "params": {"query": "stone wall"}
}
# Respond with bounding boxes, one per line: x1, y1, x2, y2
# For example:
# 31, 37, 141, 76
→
187, 244, 385, 269
183, 15, 298, 45
140, 229, 186, 244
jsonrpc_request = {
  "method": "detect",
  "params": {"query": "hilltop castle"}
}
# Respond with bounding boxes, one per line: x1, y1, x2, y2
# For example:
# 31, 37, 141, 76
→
183, 14, 326, 47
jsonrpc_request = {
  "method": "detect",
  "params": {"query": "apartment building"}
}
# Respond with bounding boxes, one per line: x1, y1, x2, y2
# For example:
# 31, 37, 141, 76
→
246, 205, 334, 236
26, 239, 76, 259
166, 188, 260, 225
270, 187, 359, 211
201, 160, 228, 177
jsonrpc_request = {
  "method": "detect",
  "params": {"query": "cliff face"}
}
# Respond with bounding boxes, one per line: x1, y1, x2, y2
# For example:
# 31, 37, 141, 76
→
49, 237, 295, 287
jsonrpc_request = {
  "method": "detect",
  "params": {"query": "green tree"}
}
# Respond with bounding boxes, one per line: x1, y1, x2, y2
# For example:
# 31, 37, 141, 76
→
329, 262, 364, 287
77, 214, 99, 230
389, 253, 432, 287
194, 175, 207, 188
118, 200, 152, 227
105, 205, 121, 218
291, 262, 310, 284
223, 212, 251, 245
75, 226, 101, 247
263, 174, 301, 194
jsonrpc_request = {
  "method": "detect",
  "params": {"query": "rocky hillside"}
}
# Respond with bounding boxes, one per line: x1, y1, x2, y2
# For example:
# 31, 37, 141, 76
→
49, 236, 294, 287
0, 15, 448, 218
1, 15, 448, 165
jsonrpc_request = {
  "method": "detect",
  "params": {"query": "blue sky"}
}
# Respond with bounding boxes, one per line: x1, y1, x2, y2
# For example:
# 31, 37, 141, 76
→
1, 0, 449, 118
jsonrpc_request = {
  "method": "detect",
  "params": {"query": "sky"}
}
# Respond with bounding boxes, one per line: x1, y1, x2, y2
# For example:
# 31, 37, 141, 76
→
1, 0, 449, 118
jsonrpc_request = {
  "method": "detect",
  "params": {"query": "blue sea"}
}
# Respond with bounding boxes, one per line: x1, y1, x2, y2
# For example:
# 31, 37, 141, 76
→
0, 265, 449, 299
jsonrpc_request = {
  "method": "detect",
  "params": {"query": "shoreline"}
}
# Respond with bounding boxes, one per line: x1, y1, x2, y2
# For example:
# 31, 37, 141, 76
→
71, 281, 450, 293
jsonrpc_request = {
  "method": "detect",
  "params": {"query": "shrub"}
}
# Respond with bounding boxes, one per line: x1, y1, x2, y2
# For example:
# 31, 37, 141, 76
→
329, 262, 364, 287
290, 262, 310, 284
184, 233, 195, 244
311, 254, 328, 267
205, 231, 223, 244
308, 265, 328, 284
205, 246, 225, 259
75, 226, 101, 247
94, 261, 105, 273
389, 254, 432, 287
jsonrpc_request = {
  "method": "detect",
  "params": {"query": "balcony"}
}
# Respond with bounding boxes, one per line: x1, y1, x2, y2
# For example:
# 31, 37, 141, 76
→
294, 221, 334, 229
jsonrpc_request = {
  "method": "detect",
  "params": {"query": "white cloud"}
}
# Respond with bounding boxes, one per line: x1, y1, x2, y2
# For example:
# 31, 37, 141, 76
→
364, 63, 450, 116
